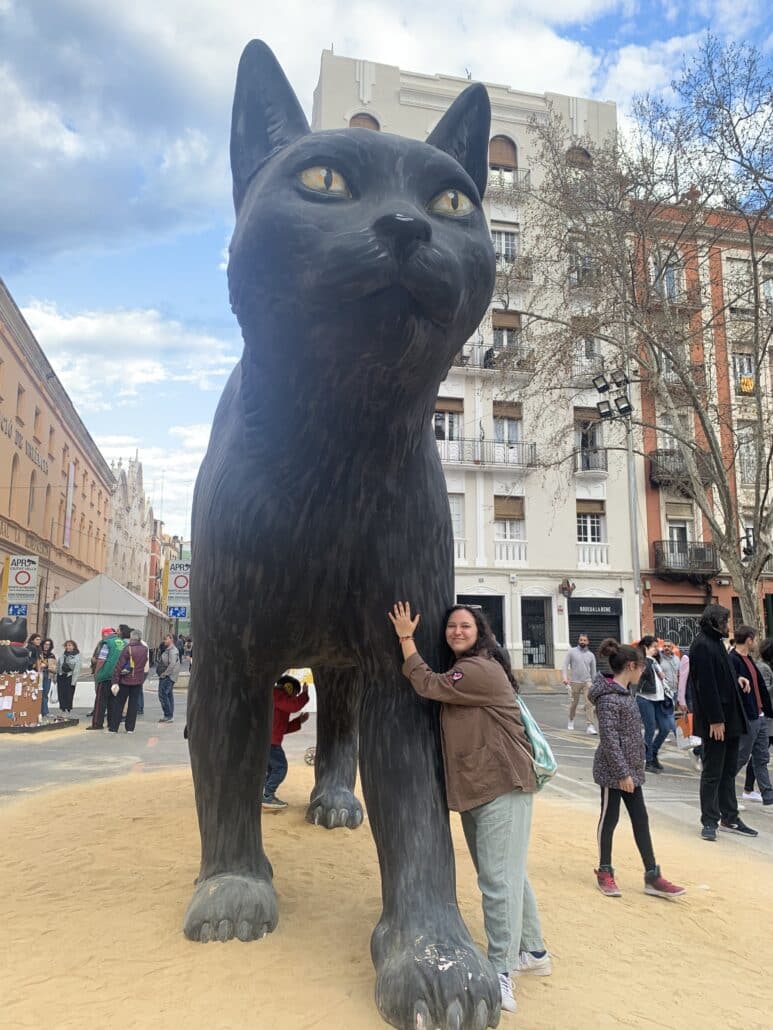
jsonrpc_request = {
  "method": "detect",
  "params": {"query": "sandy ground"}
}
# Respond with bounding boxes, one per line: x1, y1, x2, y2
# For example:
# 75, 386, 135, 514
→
2, 764, 772, 1030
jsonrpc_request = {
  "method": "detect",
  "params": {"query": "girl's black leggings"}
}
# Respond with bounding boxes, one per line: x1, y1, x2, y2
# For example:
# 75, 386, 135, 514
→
597, 785, 656, 871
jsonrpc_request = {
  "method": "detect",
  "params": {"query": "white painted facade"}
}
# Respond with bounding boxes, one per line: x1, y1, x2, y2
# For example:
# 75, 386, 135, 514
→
313, 51, 642, 669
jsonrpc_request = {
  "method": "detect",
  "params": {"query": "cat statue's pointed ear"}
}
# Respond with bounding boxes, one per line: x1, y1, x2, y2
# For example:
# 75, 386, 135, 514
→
230, 40, 310, 213
427, 83, 491, 199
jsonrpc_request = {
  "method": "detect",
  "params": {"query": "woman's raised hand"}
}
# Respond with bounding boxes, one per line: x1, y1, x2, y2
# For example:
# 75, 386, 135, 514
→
388, 601, 421, 639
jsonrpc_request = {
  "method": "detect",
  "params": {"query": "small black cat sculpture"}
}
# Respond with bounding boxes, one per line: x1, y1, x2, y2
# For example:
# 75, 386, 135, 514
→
0, 616, 30, 674
185, 40, 498, 1030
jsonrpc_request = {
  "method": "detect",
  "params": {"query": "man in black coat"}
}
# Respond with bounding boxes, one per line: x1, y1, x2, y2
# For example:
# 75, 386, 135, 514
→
729, 625, 773, 807
689, 605, 757, 841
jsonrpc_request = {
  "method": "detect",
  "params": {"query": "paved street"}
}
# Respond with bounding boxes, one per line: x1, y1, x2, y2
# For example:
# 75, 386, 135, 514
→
2, 681, 772, 861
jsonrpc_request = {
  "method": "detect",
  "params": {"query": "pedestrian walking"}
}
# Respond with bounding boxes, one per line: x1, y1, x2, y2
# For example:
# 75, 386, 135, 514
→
26, 633, 41, 672
56, 640, 81, 713
589, 639, 685, 900
87, 628, 128, 730
729, 626, 773, 809
262, 675, 310, 810
635, 636, 671, 774
742, 638, 773, 802
563, 634, 598, 735
389, 601, 550, 1016
689, 605, 757, 841
108, 630, 149, 733
39, 638, 56, 717
156, 632, 181, 723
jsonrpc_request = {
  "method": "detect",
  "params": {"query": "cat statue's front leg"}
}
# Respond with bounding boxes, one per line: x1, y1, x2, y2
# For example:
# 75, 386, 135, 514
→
359, 668, 500, 1030
306, 665, 364, 829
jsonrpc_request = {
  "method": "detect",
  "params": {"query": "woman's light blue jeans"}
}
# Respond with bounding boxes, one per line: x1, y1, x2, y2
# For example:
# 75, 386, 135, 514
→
460, 788, 544, 974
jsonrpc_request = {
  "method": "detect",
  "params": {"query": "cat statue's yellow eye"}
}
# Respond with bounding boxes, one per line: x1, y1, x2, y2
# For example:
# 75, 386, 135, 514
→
298, 166, 351, 197
429, 189, 474, 217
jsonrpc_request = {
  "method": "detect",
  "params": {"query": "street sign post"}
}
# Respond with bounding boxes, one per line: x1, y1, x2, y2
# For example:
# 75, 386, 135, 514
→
3, 555, 39, 609
168, 606, 188, 618
8, 604, 28, 617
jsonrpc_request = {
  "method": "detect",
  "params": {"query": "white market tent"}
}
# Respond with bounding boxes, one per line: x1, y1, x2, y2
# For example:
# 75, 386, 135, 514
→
48, 574, 171, 657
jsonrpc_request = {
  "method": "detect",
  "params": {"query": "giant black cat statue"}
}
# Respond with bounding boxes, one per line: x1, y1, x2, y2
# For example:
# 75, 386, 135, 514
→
185, 40, 498, 1030
0, 616, 30, 674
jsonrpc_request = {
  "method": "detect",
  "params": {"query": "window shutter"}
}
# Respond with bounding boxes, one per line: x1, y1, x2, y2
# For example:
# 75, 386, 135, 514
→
492, 310, 522, 330
489, 136, 517, 169
493, 401, 522, 419
576, 499, 605, 514
665, 502, 694, 519
435, 398, 463, 413
574, 406, 600, 423
494, 496, 524, 519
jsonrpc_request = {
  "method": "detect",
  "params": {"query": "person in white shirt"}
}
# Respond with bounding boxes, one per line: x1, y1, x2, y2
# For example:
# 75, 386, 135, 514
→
562, 635, 598, 735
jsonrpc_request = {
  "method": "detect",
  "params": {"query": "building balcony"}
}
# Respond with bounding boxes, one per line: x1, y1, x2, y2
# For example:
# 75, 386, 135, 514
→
494, 539, 528, 565
649, 284, 702, 311
451, 342, 535, 372
574, 448, 608, 473
735, 374, 757, 396
568, 264, 601, 289
577, 542, 609, 568
570, 354, 605, 383
436, 437, 537, 469
495, 255, 534, 282
648, 449, 713, 488
487, 168, 531, 203
653, 539, 720, 580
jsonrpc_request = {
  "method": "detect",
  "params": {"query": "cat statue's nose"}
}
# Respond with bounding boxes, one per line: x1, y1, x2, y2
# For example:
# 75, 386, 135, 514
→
374, 210, 431, 258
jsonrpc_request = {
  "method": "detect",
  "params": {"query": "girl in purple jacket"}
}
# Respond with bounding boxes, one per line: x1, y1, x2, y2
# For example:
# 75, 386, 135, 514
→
588, 639, 685, 900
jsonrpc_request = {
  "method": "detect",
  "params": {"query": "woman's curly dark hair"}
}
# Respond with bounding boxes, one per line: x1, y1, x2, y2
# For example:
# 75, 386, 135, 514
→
441, 605, 519, 694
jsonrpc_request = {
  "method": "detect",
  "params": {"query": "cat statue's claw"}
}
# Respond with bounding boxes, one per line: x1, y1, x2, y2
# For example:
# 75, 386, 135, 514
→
373, 920, 501, 1030
183, 873, 278, 944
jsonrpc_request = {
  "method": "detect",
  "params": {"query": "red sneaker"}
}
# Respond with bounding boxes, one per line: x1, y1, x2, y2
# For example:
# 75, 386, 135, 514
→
644, 874, 685, 899
595, 868, 621, 897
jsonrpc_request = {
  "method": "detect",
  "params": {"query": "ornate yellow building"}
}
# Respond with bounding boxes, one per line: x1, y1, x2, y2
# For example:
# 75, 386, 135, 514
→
0, 278, 114, 633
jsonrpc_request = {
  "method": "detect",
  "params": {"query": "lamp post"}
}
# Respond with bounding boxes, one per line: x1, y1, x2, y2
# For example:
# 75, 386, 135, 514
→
592, 367, 641, 635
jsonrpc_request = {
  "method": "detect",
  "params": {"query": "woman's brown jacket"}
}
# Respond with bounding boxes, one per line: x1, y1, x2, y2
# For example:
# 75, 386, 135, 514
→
403, 652, 536, 811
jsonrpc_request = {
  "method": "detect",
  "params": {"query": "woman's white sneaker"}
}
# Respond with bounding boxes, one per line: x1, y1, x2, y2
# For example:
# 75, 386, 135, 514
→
515, 950, 552, 976
498, 973, 517, 1013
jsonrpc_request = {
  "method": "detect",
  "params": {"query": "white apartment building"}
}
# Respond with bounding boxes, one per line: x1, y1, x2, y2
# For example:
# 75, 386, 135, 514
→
313, 51, 643, 670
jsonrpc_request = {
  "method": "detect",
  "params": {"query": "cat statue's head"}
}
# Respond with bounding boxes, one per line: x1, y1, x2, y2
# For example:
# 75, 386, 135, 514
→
228, 41, 495, 394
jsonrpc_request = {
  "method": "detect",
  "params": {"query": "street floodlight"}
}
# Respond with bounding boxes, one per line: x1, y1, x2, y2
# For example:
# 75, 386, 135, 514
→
611, 368, 629, 387
592, 373, 610, 393
614, 393, 633, 416
596, 399, 613, 419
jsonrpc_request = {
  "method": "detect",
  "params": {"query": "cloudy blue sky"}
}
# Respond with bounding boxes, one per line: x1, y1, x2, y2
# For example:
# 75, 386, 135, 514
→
1, 0, 770, 534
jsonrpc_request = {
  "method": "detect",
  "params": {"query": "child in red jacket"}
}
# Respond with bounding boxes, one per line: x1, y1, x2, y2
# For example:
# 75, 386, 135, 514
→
262, 675, 310, 810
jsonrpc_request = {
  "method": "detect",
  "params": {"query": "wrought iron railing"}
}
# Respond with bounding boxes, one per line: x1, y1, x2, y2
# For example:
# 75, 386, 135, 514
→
436, 438, 537, 467
653, 539, 720, 576
648, 449, 713, 486
574, 448, 608, 472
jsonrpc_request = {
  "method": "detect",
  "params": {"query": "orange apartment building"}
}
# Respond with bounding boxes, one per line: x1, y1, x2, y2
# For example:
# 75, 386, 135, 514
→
0, 279, 114, 633
639, 214, 773, 646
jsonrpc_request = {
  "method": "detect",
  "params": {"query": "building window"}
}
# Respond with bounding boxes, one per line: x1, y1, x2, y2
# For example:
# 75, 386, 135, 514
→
738, 425, 757, 484
651, 252, 683, 302
8, 454, 19, 518
494, 415, 522, 445
494, 495, 525, 541
349, 112, 380, 130
574, 409, 605, 470
0, 356, 4, 401
448, 493, 464, 540
566, 146, 592, 169
488, 136, 518, 185
48, 425, 55, 458
434, 410, 461, 441
576, 505, 605, 543
32, 407, 41, 441
15, 384, 25, 423
733, 353, 755, 394
27, 471, 36, 524
491, 225, 519, 262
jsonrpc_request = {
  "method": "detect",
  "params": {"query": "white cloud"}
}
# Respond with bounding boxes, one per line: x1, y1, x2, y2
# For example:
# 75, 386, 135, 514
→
96, 423, 212, 536
21, 302, 240, 411
598, 33, 703, 107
